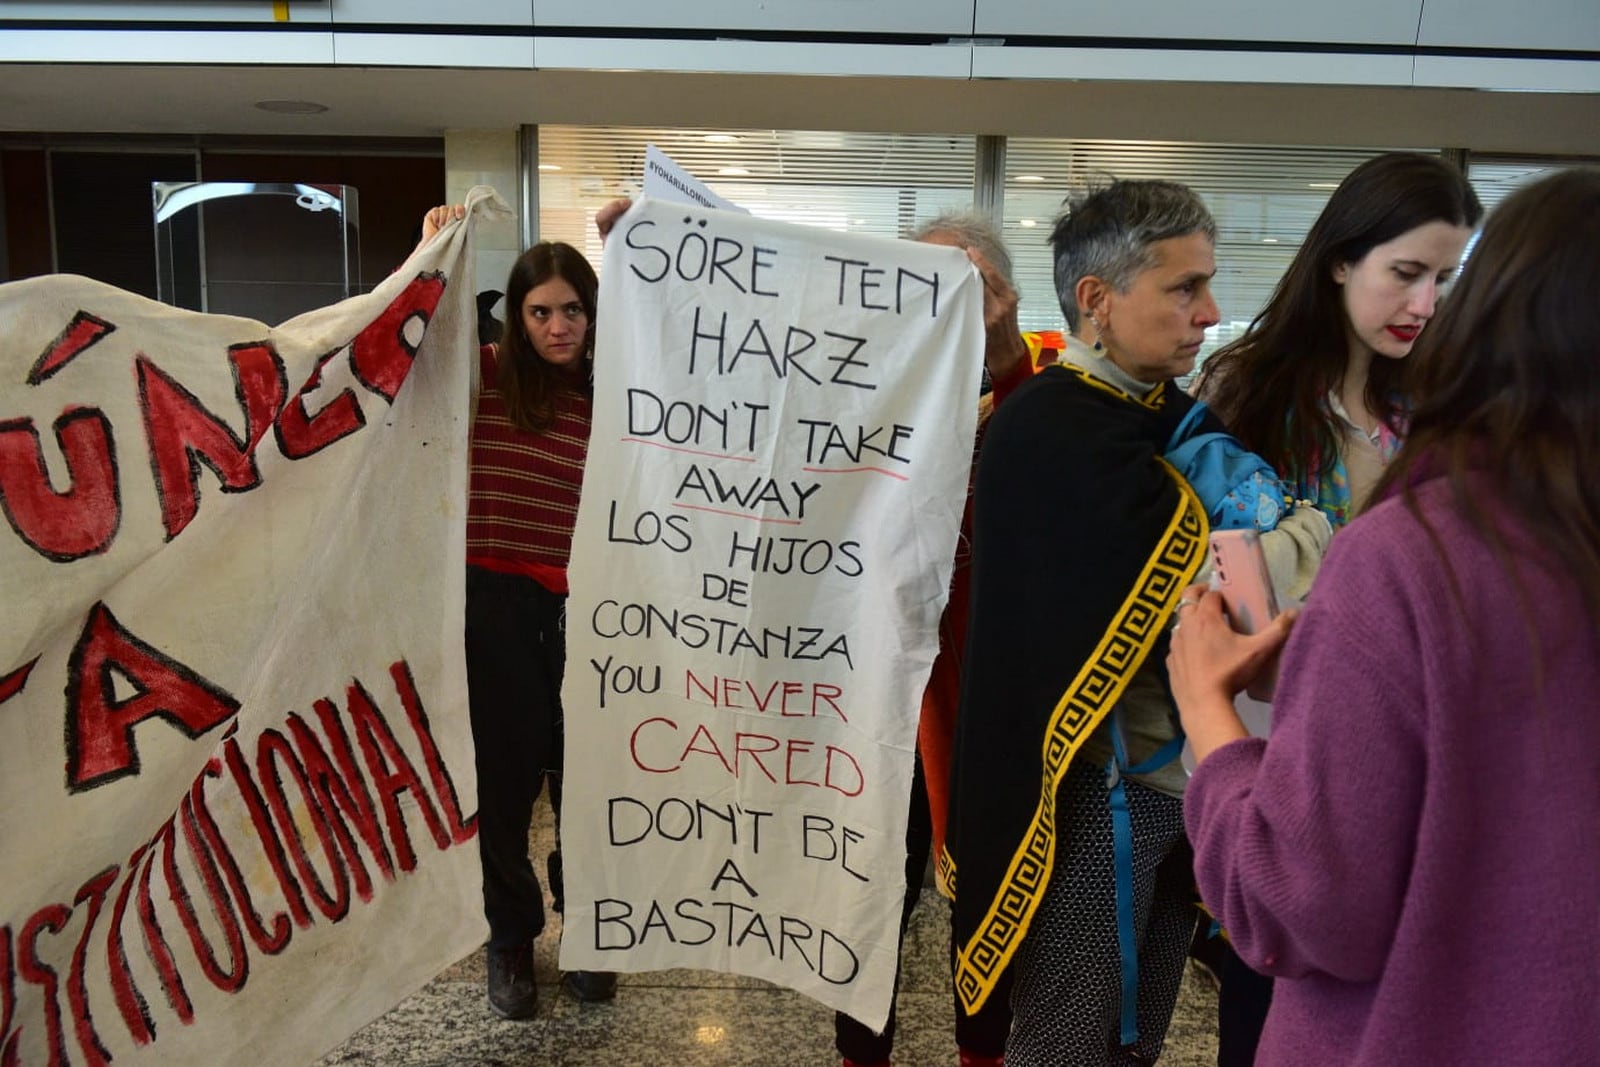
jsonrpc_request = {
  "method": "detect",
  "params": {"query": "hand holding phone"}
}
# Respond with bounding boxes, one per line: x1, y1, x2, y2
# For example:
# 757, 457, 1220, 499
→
1207, 529, 1281, 700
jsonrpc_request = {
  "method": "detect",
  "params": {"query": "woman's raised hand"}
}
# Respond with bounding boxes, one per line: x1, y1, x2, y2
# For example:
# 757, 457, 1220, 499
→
420, 204, 466, 248
596, 198, 634, 243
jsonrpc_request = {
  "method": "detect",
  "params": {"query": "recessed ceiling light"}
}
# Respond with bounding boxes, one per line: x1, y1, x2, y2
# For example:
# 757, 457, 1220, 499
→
538, 163, 561, 172
1262, 237, 1279, 243
1307, 182, 1339, 189
254, 99, 328, 114
718, 167, 750, 176
703, 134, 740, 145
1018, 218, 1037, 228
1014, 174, 1045, 183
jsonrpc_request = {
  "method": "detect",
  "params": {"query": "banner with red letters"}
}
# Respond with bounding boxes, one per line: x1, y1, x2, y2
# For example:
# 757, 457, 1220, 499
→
557, 198, 983, 1030
0, 190, 498, 1064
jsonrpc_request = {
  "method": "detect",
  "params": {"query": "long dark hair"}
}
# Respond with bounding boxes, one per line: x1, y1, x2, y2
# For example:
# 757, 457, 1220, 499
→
1197, 153, 1482, 478
496, 241, 598, 433
1372, 167, 1600, 622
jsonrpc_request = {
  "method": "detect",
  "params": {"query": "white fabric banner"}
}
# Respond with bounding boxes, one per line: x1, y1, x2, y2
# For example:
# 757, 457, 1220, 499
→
558, 198, 983, 1029
0, 188, 499, 1064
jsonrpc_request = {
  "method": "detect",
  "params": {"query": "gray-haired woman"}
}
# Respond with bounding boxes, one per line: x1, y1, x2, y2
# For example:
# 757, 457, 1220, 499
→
944, 180, 1327, 1065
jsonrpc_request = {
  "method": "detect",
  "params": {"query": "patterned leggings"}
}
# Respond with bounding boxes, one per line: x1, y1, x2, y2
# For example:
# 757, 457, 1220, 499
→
1005, 759, 1195, 1066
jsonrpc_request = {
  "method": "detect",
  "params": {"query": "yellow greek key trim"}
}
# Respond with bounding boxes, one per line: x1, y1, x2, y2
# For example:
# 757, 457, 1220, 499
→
936, 846, 957, 900
1055, 362, 1168, 411
951, 458, 1207, 1015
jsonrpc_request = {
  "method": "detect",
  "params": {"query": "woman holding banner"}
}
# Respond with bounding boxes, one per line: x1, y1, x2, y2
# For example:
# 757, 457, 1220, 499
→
419, 205, 616, 1019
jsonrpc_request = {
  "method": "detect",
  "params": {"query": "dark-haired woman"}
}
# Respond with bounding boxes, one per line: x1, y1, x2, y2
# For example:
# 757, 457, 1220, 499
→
1198, 152, 1481, 530
1191, 153, 1480, 1063
1170, 168, 1600, 1065
418, 205, 615, 1019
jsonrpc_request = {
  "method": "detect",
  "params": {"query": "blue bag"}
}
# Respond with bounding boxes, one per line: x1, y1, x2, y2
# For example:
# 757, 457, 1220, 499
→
1165, 400, 1289, 532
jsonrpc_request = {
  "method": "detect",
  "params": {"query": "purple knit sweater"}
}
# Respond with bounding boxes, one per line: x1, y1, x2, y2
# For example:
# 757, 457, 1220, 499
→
1187, 474, 1600, 1064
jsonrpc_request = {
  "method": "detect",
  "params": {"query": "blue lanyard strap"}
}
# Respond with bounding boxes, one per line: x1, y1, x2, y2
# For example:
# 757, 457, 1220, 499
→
1105, 714, 1185, 1046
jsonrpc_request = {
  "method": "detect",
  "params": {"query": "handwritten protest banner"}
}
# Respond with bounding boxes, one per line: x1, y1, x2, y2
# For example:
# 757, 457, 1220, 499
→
557, 198, 983, 1029
0, 189, 497, 1064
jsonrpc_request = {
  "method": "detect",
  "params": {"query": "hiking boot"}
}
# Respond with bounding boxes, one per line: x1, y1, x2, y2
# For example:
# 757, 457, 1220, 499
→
561, 970, 618, 1002
486, 944, 537, 1020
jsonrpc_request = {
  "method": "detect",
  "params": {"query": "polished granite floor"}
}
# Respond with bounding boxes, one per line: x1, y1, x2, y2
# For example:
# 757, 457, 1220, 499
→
321, 797, 1220, 1067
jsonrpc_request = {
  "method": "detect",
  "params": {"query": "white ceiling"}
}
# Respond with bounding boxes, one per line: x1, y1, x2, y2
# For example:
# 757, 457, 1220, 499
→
0, 63, 1597, 157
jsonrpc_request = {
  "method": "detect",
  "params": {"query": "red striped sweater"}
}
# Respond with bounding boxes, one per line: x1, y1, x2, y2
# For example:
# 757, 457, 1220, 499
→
466, 344, 592, 593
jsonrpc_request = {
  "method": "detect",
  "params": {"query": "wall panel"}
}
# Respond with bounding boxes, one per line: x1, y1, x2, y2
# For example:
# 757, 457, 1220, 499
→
332, 0, 531, 26
1417, 0, 1600, 51
531, 0, 973, 35
973, 0, 1422, 46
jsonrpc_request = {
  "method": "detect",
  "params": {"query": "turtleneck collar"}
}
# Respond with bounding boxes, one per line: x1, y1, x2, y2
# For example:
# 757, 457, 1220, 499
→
1059, 334, 1157, 399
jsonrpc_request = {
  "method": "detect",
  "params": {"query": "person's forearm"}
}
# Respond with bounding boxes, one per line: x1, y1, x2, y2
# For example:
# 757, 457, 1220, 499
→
984, 332, 1028, 382
987, 343, 1033, 408
1183, 692, 1249, 763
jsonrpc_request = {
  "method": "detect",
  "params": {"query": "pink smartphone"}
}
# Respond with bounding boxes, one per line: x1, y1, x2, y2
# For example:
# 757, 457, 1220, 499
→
1207, 529, 1281, 700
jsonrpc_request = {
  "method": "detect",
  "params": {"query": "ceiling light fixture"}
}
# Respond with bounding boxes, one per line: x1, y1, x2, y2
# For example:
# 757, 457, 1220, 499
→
703, 134, 740, 145
1014, 174, 1045, 183
718, 167, 751, 176
538, 163, 562, 172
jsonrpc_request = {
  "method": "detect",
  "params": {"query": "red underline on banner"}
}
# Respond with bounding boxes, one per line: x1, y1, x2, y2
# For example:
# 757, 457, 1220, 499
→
671, 502, 804, 525
621, 437, 758, 463
802, 465, 910, 482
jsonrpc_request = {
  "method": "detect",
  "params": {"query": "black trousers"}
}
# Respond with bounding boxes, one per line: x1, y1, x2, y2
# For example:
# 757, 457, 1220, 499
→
835, 757, 1013, 1063
1005, 760, 1194, 1067
465, 566, 566, 951
1217, 941, 1274, 1067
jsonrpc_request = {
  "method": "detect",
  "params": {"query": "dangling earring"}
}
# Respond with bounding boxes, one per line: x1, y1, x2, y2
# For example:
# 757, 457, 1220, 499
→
1088, 314, 1105, 352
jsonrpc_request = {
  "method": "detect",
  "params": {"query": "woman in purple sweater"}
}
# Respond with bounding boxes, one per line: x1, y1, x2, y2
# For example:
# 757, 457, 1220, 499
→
1167, 167, 1600, 1065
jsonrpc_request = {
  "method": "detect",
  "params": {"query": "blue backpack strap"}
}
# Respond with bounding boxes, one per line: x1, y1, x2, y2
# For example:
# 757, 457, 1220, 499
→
1164, 397, 1291, 533
1105, 712, 1186, 1047
1165, 397, 1212, 453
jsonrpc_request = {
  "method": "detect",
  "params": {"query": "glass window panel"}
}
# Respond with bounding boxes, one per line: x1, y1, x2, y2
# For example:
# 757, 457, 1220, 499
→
536, 126, 978, 269
1463, 156, 1599, 262
1467, 158, 1571, 214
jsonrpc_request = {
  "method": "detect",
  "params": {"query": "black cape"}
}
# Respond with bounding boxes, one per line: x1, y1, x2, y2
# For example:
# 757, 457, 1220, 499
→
940, 363, 1210, 1014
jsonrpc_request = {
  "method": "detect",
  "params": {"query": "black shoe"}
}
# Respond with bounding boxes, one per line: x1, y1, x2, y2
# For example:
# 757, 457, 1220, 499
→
562, 970, 617, 1003
486, 945, 538, 1020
